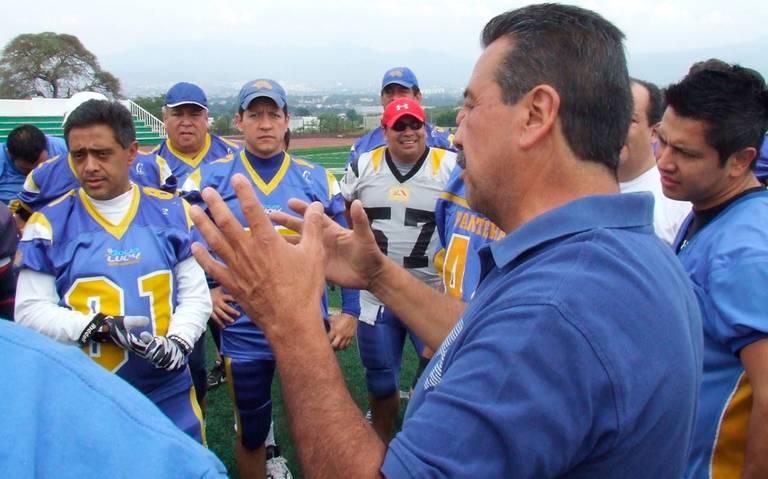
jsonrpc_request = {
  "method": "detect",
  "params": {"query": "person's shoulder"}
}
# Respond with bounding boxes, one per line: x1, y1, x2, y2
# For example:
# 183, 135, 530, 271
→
350, 145, 386, 178
210, 134, 242, 152
21, 190, 78, 242
0, 320, 228, 477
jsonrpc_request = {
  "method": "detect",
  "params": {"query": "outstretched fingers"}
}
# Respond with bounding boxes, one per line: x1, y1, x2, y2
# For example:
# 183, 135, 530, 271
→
349, 199, 375, 242
231, 174, 275, 239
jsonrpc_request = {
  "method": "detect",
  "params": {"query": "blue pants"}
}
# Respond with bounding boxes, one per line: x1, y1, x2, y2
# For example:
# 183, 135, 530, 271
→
357, 305, 424, 398
150, 385, 205, 444
224, 357, 275, 450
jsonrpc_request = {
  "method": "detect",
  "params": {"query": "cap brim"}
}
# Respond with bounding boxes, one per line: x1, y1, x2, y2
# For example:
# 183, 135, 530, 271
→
240, 92, 286, 110
382, 80, 416, 90
165, 101, 209, 110
384, 111, 425, 127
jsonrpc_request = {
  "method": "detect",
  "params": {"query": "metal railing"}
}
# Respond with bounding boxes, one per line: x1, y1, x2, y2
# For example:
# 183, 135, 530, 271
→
124, 100, 166, 137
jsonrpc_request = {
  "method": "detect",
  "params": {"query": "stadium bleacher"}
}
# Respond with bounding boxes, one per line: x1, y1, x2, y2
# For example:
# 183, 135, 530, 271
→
0, 114, 164, 145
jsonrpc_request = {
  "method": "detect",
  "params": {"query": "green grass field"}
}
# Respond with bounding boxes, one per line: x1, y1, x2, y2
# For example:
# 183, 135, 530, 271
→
203, 287, 419, 478
288, 146, 349, 178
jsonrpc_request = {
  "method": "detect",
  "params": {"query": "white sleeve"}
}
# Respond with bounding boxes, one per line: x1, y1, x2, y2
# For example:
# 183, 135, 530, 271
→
340, 166, 360, 202
167, 256, 212, 345
15, 269, 93, 345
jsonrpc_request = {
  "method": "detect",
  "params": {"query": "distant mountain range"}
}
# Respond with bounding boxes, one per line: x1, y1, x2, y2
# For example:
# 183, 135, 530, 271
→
105, 37, 767, 97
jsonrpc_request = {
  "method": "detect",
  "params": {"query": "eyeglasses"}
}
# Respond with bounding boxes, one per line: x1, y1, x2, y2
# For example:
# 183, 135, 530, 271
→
392, 118, 424, 132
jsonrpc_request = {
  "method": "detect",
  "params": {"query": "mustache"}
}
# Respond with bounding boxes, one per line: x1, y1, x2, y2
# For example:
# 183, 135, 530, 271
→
456, 150, 466, 169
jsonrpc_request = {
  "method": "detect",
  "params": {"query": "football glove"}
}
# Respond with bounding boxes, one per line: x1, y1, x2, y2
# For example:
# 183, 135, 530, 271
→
78, 313, 148, 351
136, 332, 192, 371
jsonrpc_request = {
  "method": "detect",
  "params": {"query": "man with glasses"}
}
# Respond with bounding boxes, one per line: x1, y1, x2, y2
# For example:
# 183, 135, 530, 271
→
341, 98, 456, 442
347, 67, 454, 166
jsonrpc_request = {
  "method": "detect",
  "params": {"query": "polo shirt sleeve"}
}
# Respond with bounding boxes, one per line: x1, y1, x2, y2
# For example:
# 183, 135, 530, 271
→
382, 302, 616, 478
707, 260, 768, 354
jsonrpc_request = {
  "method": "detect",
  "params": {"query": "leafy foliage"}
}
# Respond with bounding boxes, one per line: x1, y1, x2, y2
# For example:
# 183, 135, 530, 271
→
0, 32, 120, 98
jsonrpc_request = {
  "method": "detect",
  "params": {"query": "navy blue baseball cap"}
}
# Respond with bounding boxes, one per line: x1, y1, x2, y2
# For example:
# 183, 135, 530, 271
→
238, 79, 287, 110
381, 67, 419, 91
165, 82, 208, 110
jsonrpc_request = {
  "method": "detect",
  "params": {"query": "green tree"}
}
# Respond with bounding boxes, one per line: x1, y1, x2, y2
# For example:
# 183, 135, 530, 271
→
0, 32, 120, 98
429, 107, 460, 128
293, 106, 311, 117
132, 95, 165, 119
345, 109, 361, 125
318, 112, 352, 133
211, 114, 236, 136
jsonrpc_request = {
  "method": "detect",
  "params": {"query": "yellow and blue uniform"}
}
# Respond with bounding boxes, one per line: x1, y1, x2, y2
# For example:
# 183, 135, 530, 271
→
676, 189, 768, 478
434, 166, 504, 301
184, 149, 359, 449
135, 133, 240, 189
0, 135, 67, 208
17, 184, 204, 441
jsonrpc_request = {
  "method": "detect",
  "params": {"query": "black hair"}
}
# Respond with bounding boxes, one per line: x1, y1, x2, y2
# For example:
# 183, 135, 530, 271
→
63, 99, 135, 148
630, 78, 664, 125
665, 60, 768, 166
7, 124, 48, 166
481, 3, 632, 171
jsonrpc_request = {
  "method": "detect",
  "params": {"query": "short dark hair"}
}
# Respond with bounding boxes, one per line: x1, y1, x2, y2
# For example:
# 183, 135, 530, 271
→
63, 99, 135, 149
630, 78, 664, 125
481, 3, 632, 171
665, 60, 768, 166
381, 84, 421, 98
7, 125, 48, 166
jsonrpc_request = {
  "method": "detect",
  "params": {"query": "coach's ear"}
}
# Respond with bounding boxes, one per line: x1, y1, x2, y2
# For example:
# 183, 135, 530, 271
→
234, 112, 244, 133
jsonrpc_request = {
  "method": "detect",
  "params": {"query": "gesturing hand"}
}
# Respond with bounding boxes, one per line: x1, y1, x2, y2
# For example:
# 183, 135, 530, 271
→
189, 174, 328, 340
270, 198, 388, 292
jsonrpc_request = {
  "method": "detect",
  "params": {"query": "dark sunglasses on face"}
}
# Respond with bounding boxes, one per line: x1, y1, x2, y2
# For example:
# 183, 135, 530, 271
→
392, 118, 424, 132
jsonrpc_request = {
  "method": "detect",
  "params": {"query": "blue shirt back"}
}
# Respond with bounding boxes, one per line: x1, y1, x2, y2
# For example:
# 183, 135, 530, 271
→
384, 193, 703, 478
0, 320, 226, 478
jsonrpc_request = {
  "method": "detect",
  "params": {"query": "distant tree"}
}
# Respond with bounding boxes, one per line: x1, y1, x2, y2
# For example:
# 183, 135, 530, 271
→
318, 112, 355, 133
345, 109, 361, 124
211, 114, 236, 136
429, 107, 460, 128
0, 32, 120, 98
133, 95, 164, 119
293, 106, 311, 117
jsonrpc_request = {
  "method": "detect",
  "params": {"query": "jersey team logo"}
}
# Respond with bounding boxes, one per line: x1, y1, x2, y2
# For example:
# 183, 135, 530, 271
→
388, 186, 410, 202
106, 247, 142, 266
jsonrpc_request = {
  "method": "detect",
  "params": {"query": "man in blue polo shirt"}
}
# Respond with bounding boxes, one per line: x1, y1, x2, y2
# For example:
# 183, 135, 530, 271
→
0, 125, 67, 208
189, 4, 702, 477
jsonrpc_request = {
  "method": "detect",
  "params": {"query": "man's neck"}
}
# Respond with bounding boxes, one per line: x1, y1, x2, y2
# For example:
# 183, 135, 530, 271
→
617, 154, 655, 183
693, 174, 762, 211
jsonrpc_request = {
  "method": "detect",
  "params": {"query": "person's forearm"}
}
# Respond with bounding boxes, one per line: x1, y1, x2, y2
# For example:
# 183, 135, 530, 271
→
369, 257, 465, 351
168, 257, 213, 344
742, 396, 768, 478
269, 308, 385, 478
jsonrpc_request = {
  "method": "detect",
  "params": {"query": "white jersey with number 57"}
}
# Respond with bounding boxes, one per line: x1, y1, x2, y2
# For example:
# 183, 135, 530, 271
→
342, 145, 456, 305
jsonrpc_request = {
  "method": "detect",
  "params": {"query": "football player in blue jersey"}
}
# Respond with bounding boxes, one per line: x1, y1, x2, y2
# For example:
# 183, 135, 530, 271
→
183, 79, 359, 479
659, 60, 768, 478
132, 82, 241, 190
0, 124, 68, 210
347, 67, 454, 166
13, 92, 108, 224
14, 99, 212, 442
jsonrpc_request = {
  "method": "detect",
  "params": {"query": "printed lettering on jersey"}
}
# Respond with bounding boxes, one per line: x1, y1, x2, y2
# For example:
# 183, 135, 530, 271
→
262, 204, 282, 215
106, 247, 142, 266
302, 170, 312, 183
454, 211, 505, 240
424, 316, 465, 390
388, 186, 410, 203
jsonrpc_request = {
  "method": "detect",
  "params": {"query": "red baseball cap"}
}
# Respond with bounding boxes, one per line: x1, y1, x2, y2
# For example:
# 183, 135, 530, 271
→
381, 98, 425, 127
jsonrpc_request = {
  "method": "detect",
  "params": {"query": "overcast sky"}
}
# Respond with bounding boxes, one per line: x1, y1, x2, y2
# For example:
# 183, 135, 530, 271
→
3, 0, 767, 95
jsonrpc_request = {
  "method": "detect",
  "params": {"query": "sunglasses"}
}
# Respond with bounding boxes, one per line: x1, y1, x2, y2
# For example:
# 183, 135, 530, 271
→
392, 118, 424, 132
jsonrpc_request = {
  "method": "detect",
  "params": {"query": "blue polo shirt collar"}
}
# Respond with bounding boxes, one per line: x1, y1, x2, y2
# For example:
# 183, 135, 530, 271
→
484, 192, 654, 270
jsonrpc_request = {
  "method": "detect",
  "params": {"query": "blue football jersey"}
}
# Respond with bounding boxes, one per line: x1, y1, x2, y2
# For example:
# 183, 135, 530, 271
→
16, 153, 79, 216
18, 184, 196, 399
434, 166, 504, 301
184, 150, 346, 360
347, 123, 454, 166
136, 134, 241, 188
